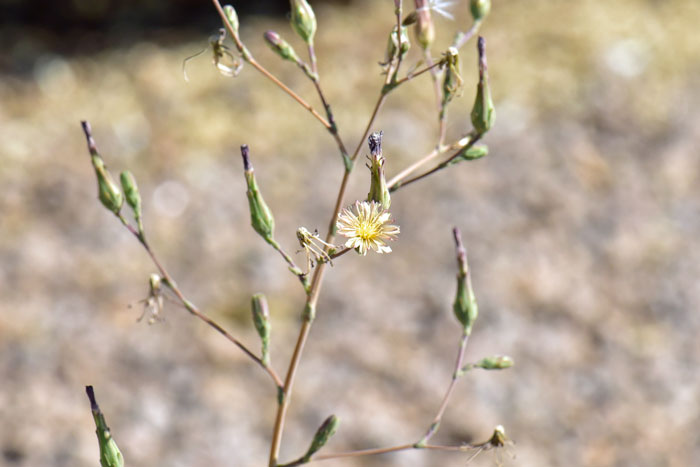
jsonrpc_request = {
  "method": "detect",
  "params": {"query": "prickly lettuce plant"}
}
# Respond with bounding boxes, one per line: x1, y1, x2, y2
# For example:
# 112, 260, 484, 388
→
82, 1, 513, 465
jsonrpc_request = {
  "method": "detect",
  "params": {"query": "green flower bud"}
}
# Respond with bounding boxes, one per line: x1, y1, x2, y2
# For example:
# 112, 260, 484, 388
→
81, 121, 123, 215
120, 170, 142, 231
414, 0, 435, 50
264, 30, 300, 63
290, 0, 317, 45
471, 37, 496, 134
446, 145, 488, 166
452, 228, 478, 334
251, 293, 271, 366
303, 415, 339, 461
85, 386, 124, 467
241, 145, 275, 243
366, 131, 391, 210
441, 47, 463, 112
477, 355, 514, 370
470, 0, 491, 21
402, 10, 418, 26
384, 25, 410, 64
223, 5, 239, 34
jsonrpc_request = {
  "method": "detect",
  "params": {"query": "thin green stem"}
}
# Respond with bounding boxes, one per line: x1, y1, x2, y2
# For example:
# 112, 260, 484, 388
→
389, 132, 481, 192
417, 332, 470, 446
212, 0, 331, 129
119, 217, 284, 389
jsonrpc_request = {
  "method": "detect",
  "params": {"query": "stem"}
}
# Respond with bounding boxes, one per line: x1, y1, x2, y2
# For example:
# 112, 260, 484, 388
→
386, 134, 471, 188
417, 332, 470, 446
303, 442, 480, 464
389, 133, 481, 192
212, 0, 331, 129
454, 20, 482, 50
328, 246, 352, 261
121, 218, 284, 389
391, 60, 444, 88
308, 43, 318, 76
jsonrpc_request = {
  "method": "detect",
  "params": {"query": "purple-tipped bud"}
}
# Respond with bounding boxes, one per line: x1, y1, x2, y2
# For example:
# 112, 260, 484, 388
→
264, 30, 300, 63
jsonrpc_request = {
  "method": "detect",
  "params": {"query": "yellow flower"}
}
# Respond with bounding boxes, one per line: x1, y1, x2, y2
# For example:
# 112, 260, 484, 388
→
336, 201, 400, 255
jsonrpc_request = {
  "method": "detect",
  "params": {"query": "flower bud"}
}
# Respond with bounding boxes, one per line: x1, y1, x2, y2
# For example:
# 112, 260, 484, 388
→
441, 47, 463, 112
446, 145, 488, 166
85, 386, 124, 467
471, 37, 496, 134
470, 0, 491, 21
366, 131, 391, 210
452, 228, 478, 334
120, 170, 142, 230
81, 121, 123, 215
303, 415, 340, 461
414, 0, 435, 50
290, 0, 317, 45
251, 293, 271, 366
477, 355, 514, 370
264, 30, 301, 63
223, 5, 239, 34
384, 25, 410, 64
241, 145, 275, 244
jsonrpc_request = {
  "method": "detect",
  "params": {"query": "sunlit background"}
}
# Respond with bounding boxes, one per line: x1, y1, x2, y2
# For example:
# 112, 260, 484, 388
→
2, 0, 700, 466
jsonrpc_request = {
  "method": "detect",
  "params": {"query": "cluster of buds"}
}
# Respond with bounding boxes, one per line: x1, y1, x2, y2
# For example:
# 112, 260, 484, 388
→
81, 121, 144, 235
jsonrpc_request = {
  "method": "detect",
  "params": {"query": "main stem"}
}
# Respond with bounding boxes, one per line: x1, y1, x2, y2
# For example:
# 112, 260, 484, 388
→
268, 86, 390, 466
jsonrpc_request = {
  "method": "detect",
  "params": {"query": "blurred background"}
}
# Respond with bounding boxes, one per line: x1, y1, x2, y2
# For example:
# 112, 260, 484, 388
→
1, 0, 700, 466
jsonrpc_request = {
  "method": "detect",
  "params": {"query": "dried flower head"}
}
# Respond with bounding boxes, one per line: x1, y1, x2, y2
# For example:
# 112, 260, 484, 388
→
297, 227, 336, 272
336, 201, 399, 255
133, 273, 165, 325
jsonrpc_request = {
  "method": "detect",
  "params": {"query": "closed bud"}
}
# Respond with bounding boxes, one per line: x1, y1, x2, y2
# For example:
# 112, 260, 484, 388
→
477, 355, 514, 370
241, 145, 275, 243
442, 47, 463, 111
471, 37, 496, 134
264, 31, 301, 63
303, 415, 340, 461
120, 171, 142, 229
414, 0, 435, 50
251, 293, 271, 366
470, 0, 491, 22
366, 131, 391, 210
447, 145, 488, 166
402, 10, 418, 26
452, 228, 478, 334
290, 0, 317, 45
223, 5, 239, 34
85, 386, 124, 467
81, 121, 123, 215
384, 25, 410, 64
